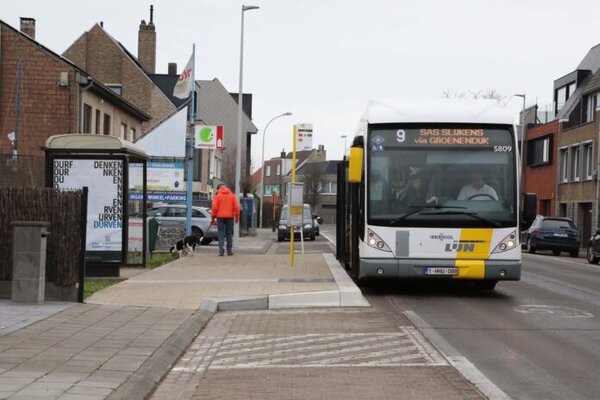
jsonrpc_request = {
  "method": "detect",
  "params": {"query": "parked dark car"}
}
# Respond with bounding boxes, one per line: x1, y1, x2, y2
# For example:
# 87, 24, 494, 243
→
278, 204, 316, 241
586, 229, 600, 264
521, 216, 580, 257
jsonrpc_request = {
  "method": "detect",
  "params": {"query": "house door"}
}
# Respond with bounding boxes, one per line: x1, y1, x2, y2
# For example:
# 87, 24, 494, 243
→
580, 203, 592, 247
539, 199, 551, 216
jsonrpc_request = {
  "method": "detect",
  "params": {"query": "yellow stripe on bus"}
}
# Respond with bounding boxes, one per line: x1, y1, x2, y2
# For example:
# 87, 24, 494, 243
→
454, 229, 492, 279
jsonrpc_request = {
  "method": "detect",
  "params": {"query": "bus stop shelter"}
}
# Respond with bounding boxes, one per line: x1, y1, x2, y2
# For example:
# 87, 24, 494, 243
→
44, 134, 148, 277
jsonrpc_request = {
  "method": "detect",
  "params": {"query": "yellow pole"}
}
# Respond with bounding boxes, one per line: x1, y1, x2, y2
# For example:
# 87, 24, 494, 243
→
290, 124, 297, 266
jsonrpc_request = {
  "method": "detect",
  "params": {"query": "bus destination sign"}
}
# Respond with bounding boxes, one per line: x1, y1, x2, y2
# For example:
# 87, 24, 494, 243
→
370, 127, 512, 149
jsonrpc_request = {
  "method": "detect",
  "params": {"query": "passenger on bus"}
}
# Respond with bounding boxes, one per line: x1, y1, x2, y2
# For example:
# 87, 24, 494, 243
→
397, 172, 438, 207
457, 172, 498, 200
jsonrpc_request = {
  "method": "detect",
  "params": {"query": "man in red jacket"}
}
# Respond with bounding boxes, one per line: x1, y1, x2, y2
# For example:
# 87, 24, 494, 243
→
211, 184, 240, 256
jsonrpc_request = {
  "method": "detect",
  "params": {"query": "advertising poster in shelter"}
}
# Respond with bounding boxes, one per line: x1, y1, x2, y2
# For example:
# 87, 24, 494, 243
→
52, 159, 124, 263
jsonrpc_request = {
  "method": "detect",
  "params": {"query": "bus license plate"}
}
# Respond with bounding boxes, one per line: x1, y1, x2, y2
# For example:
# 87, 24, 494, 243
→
424, 267, 458, 276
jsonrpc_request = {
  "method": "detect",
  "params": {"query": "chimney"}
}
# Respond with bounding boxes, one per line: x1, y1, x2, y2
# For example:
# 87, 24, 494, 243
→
138, 5, 156, 73
20, 17, 36, 39
168, 62, 177, 75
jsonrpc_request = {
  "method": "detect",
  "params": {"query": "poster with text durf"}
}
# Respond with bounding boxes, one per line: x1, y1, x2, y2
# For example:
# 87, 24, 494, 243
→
53, 159, 124, 263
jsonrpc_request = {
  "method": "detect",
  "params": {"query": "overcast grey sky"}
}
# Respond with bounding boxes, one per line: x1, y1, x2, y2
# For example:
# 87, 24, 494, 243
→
4, 0, 600, 166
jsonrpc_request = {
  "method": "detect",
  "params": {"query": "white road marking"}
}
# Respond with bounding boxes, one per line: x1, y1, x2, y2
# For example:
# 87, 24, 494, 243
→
513, 304, 593, 318
171, 330, 448, 373
320, 231, 336, 245
404, 310, 512, 400
211, 335, 419, 366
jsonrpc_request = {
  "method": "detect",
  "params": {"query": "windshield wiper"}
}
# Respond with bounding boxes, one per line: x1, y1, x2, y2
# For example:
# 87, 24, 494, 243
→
390, 205, 466, 224
419, 210, 502, 227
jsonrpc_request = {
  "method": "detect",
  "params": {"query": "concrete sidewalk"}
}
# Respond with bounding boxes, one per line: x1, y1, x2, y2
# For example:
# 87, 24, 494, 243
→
0, 229, 368, 399
88, 228, 367, 310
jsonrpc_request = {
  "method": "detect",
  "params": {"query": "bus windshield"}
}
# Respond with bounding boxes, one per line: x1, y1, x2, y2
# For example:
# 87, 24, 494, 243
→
367, 125, 517, 228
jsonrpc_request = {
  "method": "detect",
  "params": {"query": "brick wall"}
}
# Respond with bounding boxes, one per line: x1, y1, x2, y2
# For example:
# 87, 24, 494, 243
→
63, 24, 174, 133
524, 121, 558, 215
64, 26, 123, 85
0, 25, 79, 157
137, 21, 156, 74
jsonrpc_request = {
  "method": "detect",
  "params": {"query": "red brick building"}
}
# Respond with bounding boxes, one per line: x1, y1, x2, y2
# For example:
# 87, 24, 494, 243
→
523, 119, 559, 216
0, 18, 149, 174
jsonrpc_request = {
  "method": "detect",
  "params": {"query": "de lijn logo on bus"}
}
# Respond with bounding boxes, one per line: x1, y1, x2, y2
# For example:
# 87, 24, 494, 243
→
195, 125, 224, 150
444, 240, 478, 252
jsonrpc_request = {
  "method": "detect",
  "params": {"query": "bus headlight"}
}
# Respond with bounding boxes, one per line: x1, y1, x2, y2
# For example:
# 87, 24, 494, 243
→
492, 231, 517, 254
367, 229, 391, 252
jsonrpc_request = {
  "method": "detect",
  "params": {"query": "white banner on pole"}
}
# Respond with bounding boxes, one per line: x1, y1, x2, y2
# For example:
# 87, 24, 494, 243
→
173, 54, 194, 99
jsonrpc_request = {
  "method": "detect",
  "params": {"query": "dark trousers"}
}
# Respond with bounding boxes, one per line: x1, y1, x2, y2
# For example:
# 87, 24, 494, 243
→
217, 218, 234, 253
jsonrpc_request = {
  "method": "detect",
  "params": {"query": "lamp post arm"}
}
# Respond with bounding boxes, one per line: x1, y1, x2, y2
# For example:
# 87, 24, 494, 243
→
259, 113, 290, 228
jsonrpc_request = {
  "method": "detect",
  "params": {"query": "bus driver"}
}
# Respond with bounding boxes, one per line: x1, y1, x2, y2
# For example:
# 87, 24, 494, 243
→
457, 171, 498, 201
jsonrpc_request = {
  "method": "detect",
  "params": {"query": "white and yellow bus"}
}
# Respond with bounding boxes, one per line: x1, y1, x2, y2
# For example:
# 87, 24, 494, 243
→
336, 100, 536, 289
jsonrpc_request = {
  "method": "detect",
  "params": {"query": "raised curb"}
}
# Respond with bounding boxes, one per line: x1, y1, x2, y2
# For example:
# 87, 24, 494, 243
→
107, 305, 215, 400
322, 253, 370, 307
216, 295, 269, 311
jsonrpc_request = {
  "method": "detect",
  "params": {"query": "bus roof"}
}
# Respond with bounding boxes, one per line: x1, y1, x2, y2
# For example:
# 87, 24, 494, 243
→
361, 99, 518, 126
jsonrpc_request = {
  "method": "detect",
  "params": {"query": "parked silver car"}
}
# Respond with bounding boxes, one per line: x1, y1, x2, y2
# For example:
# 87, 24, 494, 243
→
147, 204, 217, 245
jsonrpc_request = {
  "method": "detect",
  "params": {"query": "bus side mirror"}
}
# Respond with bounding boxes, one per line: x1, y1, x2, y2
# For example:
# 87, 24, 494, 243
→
348, 147, 363, 183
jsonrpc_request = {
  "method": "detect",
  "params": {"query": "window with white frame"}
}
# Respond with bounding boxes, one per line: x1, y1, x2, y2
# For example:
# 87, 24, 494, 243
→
276, 164, 281, 175
317, 181, 338, 195
584, 142, 594, 180
265, 165, 271, 177
585, 92, 599, 123
560, 148, 569, 182
571, 145, 580, 181
527, 136, 551, 166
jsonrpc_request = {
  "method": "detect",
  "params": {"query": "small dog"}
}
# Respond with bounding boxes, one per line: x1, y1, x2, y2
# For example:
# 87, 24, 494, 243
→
169, 235, 201, 258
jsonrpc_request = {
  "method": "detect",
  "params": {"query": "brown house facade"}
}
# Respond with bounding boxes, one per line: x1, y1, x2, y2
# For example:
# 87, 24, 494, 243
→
524, 119, 559, 216
0, 18, 149, 187
557, 117, 598, 245
62, 20, 175, 133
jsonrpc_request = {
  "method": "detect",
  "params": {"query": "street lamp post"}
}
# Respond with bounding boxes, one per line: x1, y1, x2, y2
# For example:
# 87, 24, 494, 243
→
514, 94, 526, 193
259, 112, 292, 229
340, 135, 347, 157
234, 4, 259, 246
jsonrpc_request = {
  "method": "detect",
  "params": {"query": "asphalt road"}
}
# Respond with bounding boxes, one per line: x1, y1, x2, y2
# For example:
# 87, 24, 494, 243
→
364, 252, 600, 400
271, 230, 335, 254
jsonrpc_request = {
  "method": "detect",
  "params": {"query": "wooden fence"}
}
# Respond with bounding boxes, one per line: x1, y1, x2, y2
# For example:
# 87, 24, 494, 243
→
0, 187, 83, 286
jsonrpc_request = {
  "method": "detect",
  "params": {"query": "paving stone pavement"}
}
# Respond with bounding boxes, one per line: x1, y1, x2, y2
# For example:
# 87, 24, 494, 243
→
0, 301, 73, 337
0, 304, 195, 400
150, 308, 485, 400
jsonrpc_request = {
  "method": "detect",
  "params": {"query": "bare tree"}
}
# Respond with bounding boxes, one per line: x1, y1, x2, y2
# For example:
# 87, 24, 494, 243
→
442, 88, 510, 105
300, 162, 323, 209
218, 144, 255, 196
220, 147, 236, 190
